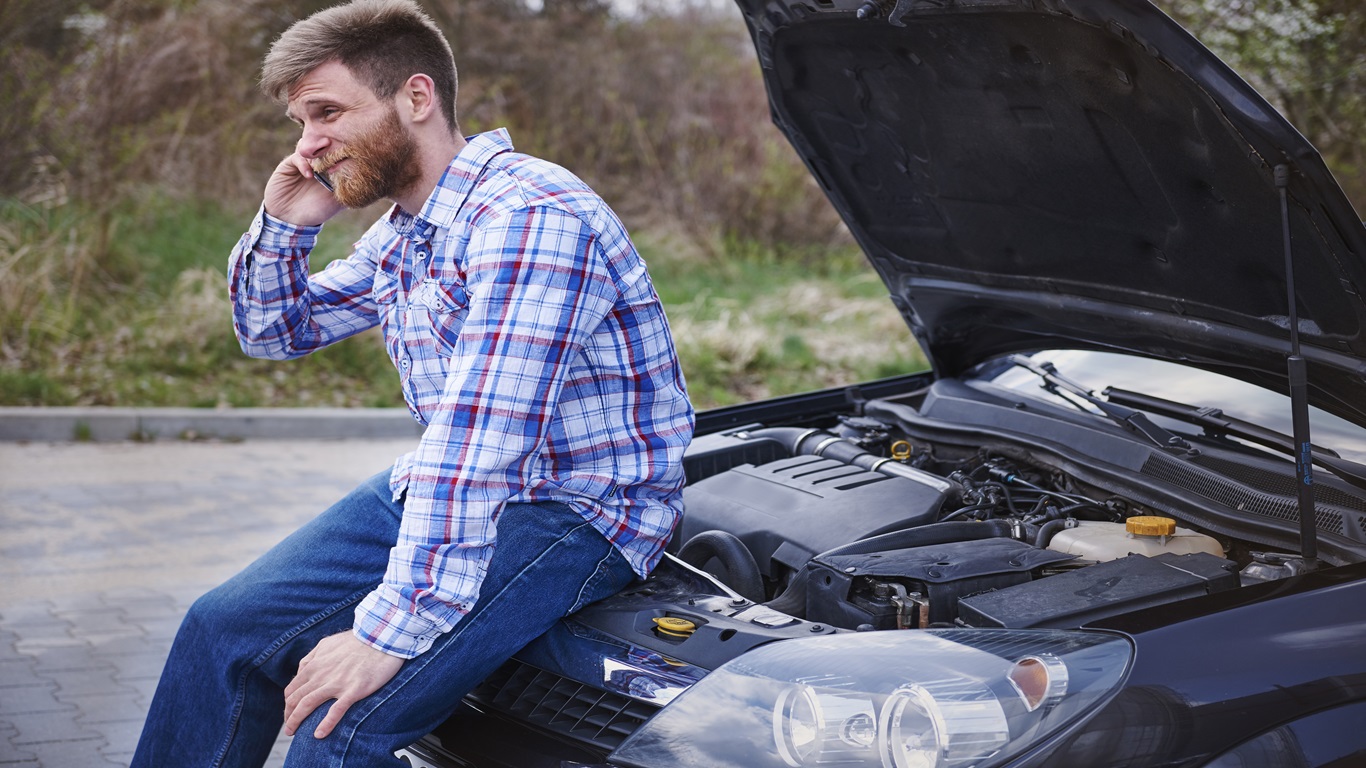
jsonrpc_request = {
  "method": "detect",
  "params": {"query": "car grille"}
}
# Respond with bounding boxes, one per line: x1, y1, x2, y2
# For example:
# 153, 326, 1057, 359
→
1140, 451, 1366, 540
468, 659, 661, 750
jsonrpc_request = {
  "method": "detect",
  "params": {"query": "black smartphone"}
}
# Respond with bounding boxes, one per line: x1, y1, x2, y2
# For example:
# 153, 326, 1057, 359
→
312, 170, 335, 193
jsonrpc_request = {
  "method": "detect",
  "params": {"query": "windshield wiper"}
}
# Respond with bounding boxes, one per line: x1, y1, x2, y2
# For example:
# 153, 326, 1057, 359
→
1005, 355, 1193, 453
1103, 386, 1366, 493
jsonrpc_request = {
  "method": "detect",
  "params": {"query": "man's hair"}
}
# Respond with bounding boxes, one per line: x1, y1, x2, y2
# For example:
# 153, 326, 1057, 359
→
260, 0, 458, 132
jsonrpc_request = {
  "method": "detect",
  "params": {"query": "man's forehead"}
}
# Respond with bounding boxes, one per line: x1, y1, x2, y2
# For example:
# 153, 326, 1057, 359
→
286, 60, 362, 105
285, 62, 380, 123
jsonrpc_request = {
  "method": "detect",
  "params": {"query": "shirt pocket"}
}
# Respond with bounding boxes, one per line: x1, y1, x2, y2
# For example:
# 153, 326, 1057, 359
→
411, 276, 470, 358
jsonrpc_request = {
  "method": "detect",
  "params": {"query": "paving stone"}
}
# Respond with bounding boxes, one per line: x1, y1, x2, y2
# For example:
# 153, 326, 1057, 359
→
6, 707, 96, 746
0, 605, 57, 629
0, 720, 34, 764
37, 595, 108, 615
116, 675, 161, 709
56, 611, 138, 640
62, 692, 145, 726
16, 646, 106, 675
84, 634, 163, 658
1, 438, 418, 768
21, 739, 122, 768
46, 668, 134, 701
0, 660, 46, 690
82, 718, 144, 759
112, 599, 183, 623
0, 684, 71, 716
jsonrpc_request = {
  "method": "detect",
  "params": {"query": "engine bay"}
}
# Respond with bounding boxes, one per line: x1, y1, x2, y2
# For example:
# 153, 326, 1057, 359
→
448, 376, 1366, 756
672, 418, 1244, 635
544, 375, 1366, 679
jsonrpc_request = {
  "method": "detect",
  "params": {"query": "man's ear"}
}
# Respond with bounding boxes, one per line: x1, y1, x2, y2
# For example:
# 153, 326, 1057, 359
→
400, 73, 438, 125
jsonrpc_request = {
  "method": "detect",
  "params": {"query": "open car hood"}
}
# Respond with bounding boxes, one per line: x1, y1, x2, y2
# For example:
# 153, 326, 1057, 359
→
734, 0, 1366, 426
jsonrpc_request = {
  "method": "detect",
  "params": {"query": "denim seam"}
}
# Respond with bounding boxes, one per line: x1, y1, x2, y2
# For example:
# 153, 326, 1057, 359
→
333, 519, 601, 765
567, 546, 619, 615
210, 585, 374, 768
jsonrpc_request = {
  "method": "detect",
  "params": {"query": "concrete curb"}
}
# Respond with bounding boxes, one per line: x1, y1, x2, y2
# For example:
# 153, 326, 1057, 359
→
0, 407, 426, 442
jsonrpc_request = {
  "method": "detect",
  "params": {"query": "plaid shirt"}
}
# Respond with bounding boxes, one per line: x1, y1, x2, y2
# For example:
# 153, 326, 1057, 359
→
228, 129, 693, 658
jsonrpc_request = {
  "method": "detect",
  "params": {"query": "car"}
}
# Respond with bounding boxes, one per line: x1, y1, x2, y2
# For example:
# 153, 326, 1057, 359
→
398, 0, 1366, 766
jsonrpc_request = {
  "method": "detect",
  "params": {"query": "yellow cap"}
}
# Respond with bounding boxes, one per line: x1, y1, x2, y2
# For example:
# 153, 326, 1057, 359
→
1126, 516, 1178, 536
653, 617, 697, 638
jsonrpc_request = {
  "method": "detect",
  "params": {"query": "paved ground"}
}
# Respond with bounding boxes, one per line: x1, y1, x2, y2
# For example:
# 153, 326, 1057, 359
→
0, 437, 418, 767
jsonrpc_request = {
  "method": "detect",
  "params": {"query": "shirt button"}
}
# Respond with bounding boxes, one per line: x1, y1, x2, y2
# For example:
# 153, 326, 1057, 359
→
400, 359, 410, 369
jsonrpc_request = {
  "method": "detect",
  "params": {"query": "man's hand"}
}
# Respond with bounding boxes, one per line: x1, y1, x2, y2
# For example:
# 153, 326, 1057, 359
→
263, 152, 345, 227
284, 631, 405, 739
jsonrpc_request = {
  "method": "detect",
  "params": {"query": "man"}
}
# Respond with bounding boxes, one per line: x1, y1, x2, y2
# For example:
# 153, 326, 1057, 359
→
131, 1, 693, 765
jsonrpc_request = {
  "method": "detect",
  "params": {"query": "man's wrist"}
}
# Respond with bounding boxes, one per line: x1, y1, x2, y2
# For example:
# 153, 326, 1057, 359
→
245, 204, 322, 258
353, 589, 445, 659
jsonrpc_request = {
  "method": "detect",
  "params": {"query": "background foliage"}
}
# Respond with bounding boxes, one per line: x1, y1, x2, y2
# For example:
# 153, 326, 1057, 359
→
1, 0, 1361, 410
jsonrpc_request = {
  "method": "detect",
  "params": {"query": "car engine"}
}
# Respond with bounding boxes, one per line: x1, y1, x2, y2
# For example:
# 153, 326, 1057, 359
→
672, 419, 1241, 635
417, 378, 1366, 763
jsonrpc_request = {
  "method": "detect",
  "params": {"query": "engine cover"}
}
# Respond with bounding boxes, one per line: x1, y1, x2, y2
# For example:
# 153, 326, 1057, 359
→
806, 537, 1075, 630
679, 455, 949, 577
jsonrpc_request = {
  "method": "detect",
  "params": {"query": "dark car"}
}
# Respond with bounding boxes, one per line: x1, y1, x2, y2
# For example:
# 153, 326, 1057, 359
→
399, 1, 1366, 766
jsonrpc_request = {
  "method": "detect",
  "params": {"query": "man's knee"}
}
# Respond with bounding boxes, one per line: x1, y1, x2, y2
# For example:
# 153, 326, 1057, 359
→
284, 702, 408, 768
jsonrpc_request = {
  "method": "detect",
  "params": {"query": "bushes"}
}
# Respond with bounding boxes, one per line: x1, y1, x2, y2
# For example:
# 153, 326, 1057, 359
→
5, 0, 847, 253
3, 0, 1361, 408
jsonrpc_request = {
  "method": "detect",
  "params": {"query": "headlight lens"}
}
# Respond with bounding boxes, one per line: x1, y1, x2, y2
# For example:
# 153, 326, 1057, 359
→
610, 629, 1132, 768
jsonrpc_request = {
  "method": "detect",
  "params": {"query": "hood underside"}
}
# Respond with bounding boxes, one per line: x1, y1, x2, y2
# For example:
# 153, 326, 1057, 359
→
735, 0, 1366, 425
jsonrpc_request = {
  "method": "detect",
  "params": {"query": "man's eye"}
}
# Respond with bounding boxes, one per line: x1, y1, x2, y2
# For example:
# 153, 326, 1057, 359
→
322, 107, 339, 119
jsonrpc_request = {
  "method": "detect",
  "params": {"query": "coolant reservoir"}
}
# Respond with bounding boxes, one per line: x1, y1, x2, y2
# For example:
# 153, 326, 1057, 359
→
1047, 517, 1224, 562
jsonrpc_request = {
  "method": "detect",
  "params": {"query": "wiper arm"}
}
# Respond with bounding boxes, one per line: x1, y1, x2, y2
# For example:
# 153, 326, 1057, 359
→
1005, 355, 1193, 453
1104, 386, 1366, 494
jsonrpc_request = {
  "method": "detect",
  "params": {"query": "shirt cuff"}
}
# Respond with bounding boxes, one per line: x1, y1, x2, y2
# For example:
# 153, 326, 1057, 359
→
244, 204, 322, 259
353, 589, 450, 659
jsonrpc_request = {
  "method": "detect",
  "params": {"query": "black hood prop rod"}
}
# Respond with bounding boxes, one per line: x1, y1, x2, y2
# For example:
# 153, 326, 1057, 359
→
1278, 162, 1319, 571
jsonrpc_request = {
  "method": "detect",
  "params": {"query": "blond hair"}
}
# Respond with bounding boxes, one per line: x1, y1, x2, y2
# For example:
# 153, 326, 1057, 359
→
260, 0, 458, 132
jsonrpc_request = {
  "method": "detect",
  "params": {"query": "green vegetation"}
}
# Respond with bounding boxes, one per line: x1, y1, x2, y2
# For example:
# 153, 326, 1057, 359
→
1, 0, 1359, 412
0, 197, 923, 410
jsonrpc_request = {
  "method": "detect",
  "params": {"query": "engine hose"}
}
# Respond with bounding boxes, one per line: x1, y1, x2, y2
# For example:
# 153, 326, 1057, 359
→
1035, 518, 1074, 548
677, 530, 766, 603
743, 427, 958, 496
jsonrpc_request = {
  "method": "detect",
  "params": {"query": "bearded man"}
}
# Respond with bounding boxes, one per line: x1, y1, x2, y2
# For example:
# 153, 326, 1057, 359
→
130, 1, 693, 765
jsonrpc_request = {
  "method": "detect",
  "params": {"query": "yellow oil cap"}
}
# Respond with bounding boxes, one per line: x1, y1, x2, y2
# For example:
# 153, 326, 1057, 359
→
1126, 516, 1178, 537
653, 617, 697, 638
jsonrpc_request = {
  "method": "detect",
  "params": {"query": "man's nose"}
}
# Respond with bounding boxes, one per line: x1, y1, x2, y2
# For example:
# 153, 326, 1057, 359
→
296, 123, 331, 159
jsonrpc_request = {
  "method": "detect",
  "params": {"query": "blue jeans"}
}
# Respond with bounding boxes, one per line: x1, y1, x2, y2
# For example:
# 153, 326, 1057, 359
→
131, 471, 637, 768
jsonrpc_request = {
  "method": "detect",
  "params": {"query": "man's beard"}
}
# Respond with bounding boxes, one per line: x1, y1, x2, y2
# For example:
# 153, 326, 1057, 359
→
314, 107, 422, 209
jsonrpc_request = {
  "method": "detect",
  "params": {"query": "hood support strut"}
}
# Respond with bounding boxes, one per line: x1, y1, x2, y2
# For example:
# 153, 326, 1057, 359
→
1278, 163, 1319, 570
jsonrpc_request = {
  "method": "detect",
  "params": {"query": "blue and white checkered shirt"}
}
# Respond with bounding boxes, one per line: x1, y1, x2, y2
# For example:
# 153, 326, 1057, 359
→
228, 129, 693, 657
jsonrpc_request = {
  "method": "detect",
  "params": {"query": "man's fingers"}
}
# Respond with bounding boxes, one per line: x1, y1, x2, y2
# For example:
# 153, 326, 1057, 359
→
279, 632, 405, 739
313, 697, 354, 739
292, 153, 315, 179
284, 686, 332, 736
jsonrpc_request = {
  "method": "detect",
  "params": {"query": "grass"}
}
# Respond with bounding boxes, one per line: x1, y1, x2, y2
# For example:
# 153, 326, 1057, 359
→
0, 196, 927, 411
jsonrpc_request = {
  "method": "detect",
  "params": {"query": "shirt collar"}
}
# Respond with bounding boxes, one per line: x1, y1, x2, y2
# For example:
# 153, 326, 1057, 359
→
387, 128, 515, 241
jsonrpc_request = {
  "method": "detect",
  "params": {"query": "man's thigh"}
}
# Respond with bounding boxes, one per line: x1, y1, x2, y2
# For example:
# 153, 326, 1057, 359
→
286, 501, 637, 767
192, 469, 405, 681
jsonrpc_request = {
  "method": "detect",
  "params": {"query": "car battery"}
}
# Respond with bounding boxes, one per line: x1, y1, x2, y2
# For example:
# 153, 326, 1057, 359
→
958, 551, 1240, 628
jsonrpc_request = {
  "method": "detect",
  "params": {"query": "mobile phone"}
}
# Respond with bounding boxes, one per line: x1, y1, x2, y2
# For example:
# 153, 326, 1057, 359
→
312, 170, 335, 193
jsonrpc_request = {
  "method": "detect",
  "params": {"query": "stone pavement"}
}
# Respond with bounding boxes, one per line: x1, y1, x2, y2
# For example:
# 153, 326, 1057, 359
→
0, 437, 418, 767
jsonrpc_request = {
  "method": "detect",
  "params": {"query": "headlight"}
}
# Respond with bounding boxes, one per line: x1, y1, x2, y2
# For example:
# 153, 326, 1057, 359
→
610, 629, 1132, 768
